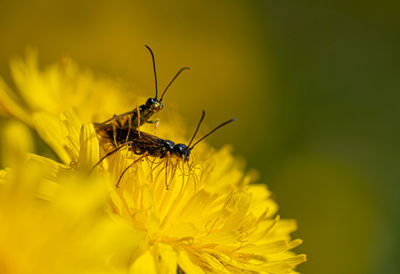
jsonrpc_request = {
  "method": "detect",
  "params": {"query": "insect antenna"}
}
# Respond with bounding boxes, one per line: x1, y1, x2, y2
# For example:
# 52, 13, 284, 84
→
159, 67, 190, 102
145, 45, 158, 99
187, 110, 206, 148
189, 117, 236, 150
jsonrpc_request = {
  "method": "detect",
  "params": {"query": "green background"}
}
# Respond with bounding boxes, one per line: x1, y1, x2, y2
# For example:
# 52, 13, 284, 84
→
0, 1, 399, 273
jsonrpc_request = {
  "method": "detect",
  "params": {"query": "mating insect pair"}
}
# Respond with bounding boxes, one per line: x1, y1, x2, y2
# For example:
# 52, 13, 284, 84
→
94, 110, 235, 186
93, 46, 235, 187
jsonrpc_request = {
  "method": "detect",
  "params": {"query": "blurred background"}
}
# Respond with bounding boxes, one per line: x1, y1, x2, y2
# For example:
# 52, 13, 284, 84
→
0, 0, 399, 273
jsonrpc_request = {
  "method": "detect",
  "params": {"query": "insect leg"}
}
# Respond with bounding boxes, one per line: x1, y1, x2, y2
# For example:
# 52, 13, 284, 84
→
100, 110, 136, 124
187, 160, 197, 192
136, 105, 141, 137
99, 117, 113, 124
116, 152, 148, 188
178, 160, 185, 193
89, 141, 133, 174
125, 115, 132, 143
112, 118, 118, 147
147, 119, 160, 133
164, 152, 170, 190
147, 118, 160, 126
147, 119, 160, 124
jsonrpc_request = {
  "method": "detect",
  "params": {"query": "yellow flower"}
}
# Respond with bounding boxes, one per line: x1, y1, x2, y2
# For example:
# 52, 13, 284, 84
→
95, 140, 304, 273
0, 121, 143, 274
0, 50, 306, 273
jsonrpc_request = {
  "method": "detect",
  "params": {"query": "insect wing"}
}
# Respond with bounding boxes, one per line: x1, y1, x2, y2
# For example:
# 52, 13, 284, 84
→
127, 130, 163, 149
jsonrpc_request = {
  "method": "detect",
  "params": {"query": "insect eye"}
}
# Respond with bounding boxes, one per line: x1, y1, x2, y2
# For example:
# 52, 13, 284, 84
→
146, 98, 155, 106
152, 102, 162, 111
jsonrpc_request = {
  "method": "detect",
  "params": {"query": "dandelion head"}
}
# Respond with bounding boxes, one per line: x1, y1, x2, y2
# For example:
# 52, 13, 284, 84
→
0, 122, 143, 274
0, 50, 306, 273
96, 136, 305, 273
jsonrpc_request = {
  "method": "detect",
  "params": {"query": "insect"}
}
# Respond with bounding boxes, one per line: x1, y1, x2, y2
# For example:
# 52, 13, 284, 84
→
93, 111, 235, 187
94, 45, 190, 143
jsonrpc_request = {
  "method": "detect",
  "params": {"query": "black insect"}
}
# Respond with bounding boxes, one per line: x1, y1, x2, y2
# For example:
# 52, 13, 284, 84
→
93, 111, 235, 187
94, 45, 189, 137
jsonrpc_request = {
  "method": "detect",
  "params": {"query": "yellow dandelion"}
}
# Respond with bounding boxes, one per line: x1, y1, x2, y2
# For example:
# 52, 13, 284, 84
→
0, 50, 306, 273
0, 121, 143, 274
96, 137, 305, 273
